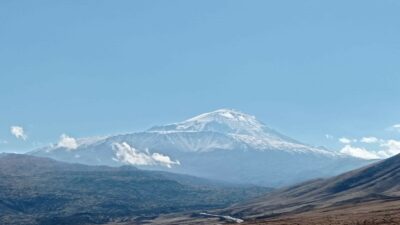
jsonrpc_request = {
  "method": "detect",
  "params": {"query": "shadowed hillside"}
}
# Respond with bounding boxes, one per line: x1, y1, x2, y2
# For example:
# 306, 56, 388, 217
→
221, 154, 400, 225
0, 154, 270, 225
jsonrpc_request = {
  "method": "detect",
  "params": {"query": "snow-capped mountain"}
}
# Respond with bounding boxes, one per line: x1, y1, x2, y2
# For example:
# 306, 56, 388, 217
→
148, 109, 333, 154
29, 109, 372, 187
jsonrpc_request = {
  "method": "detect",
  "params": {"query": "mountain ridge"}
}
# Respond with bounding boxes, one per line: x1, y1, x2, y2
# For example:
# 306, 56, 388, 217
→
224, 153, 400, 222
149, 154, 400, 225
29, 109, 372, 187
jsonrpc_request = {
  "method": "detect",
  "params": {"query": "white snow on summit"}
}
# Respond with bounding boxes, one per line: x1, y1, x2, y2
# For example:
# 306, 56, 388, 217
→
149, 109, 266, 135
148, 109, 334, 155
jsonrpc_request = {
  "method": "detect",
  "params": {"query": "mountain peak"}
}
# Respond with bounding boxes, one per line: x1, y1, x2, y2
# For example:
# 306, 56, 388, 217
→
146, 109, 335, 153
29, 109, 363, 187
148, 109, 266, 135
186, 108, 256, 123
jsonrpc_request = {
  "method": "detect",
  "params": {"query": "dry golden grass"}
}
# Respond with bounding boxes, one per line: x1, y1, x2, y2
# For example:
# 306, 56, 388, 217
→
245, 200, 400, 225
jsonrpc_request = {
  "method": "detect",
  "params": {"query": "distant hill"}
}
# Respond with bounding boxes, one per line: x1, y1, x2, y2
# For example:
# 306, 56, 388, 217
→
0, 154, 270, 225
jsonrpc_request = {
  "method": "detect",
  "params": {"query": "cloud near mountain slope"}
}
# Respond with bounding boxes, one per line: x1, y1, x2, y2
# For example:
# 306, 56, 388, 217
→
112, 142, 180, 168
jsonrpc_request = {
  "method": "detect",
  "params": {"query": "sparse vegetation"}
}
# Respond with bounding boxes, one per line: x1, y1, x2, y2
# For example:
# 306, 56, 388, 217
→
0, 154, 270, 225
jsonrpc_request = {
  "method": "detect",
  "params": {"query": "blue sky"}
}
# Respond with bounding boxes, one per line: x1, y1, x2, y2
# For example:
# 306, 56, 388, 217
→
1, 0, 400, 154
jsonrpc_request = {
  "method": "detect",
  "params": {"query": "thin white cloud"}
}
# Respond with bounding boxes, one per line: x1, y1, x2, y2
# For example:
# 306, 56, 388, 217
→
360, 136, 378, 144
340, 145, 380, 160
57, 134, 78, 150
340, 139, 400, 160
379, 139, 400, 157
0, 139, 8, 144
388, 124, 400, 132
325, 134, 333, 139
151, 153, 180, 167
112, 142, 180, 168
339, 137, 352, 144
10, 126, 27, 140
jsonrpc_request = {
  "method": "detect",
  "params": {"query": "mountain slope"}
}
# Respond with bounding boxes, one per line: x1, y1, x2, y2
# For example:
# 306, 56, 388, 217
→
0, 153, 269, 225
148, 109, 333, 153
225, 153, 400, 223
29, 109, 371, 187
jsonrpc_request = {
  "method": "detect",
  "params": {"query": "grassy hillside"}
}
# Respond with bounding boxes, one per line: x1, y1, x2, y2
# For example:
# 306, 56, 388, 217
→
0, 154, 270, 225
